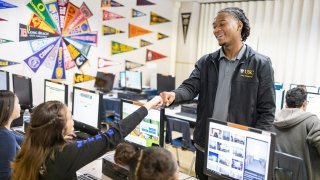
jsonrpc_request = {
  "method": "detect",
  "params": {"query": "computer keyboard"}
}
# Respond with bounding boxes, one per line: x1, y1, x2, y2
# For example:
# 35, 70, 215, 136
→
11, 129, 25, 137
77, 173, 100, 180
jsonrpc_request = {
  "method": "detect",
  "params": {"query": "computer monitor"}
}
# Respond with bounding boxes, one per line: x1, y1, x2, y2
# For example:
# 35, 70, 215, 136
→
307, 93, 320, 118
12, 74, 33, 110
275, 89, 285, 110
204, 118, 275, 180
290, 84, 319, 94
44, 79, 68, 105
94, 72, 115, 93
125, 70, 142, 92
72, 86, 103, 135
0, 70, 9, 90
274, 82, 283, 90
157, 73, 175, 93
119, 71, 126, 88
120, 99, 165, 148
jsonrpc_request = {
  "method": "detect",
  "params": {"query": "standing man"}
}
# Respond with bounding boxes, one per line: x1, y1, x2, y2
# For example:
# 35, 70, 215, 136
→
160, 7, 275, 179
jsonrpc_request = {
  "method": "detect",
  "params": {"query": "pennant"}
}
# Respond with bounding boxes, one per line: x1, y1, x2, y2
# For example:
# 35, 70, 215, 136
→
64, 39, 89, 69
157, 32, 169, 40
64, 37, 91, 56
98, 57, 120, 68
57, 0, 69, 32
140, 39, 152, 47
64, 19, 91, 36
28, 13, 57, 34
102, 25, 124, 36
0, 59, 20, 67
0, 38, 13, 44
129, 24, 152, 38
63, 2, 92, 34
43, 39, 60, 69
24, 38, 59, 73
0, 18, 7, 21
29, 37, 58, 53
101, 0, 124, 8
74, 73, 95, 84
62, 40, 75, 70
132, 9, 146, 18
45, 0, 60, 33
111, 41, 137, 55
137, 0, 155, 6
19, 24, 59, 42
27, 0, 58, 32
67, 31, 98, 46
0, 1, 17, 9
52, 40, 66, 79
125, 60, 144, 70
150, 12, 170, 25
146, 49, 166, 62
62, 2, 79, 32
181, 12, 191, 43
102, 10, 124, 21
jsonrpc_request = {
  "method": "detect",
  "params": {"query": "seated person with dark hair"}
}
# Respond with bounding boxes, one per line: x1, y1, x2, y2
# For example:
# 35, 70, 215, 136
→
271, 87, 320, 180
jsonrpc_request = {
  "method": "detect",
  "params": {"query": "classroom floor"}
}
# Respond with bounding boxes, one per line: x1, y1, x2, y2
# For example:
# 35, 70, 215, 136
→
166, 144, 196, 177
165, 131, 196, 178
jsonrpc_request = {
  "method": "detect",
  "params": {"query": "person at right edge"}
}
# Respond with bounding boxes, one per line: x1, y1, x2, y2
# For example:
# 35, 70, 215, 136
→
160, 7, 276, 180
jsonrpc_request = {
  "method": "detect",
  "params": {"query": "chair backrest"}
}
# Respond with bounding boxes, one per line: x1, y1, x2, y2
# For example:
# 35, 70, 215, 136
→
165, 116, 192, 149
273, 151, 307, 180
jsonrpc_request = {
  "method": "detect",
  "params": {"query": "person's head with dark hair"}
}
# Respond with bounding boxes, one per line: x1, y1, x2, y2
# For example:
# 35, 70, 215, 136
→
0, 90, 20, 128
285, 87, 308, 110
114, 143, 179, 180
213, 7, 250, 50
12, 101, 74, 180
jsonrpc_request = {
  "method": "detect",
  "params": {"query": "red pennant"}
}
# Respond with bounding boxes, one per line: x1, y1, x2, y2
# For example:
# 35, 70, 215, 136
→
146, 49, 166, 62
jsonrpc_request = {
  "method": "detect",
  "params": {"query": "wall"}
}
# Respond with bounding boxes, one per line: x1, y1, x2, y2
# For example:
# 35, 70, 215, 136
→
0, 0, 177, 106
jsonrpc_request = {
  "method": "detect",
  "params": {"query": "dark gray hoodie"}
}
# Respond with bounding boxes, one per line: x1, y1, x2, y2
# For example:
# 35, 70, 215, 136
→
271, 108, 320, 180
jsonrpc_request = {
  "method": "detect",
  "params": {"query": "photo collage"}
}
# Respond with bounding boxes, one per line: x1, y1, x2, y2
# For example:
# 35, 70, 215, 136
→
206, 122, 271, 180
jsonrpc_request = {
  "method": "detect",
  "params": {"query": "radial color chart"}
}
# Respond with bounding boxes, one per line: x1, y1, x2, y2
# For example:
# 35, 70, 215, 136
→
19, 0, 97, 79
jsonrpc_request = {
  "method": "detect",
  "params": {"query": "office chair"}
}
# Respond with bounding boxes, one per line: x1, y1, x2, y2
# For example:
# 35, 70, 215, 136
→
165, 116, 195, 175
273, 151, 307, 180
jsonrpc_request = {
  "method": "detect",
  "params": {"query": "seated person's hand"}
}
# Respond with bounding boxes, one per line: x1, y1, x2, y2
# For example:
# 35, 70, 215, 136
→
144, 96, 162, 110
63, 132, 76, 140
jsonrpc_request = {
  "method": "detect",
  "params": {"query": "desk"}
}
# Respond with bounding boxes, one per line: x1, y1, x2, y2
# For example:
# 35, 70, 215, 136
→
78, 151, 197, 180
165, 105, 196, 123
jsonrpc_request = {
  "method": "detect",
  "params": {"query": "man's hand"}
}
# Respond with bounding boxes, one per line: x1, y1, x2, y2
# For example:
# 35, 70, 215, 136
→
160, 91, 176, 107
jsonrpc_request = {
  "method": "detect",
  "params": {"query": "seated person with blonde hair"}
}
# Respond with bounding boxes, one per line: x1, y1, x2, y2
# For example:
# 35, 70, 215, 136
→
11, 96, 162, 180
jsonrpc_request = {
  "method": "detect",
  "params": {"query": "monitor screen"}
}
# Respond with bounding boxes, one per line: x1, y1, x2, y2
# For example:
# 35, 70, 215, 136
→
290, 84, 319, 94
44, 79, 68, 105
0, 70, 9, 90
12, 74, 33, 109
307, 93, 320, 118
125, 71, 142, 92
204, 118, 275, 180
121, 99, 164, 148
72, 87, 102, 134
157, 73, 175, 93
119, 71, 126, 88
94, 72, 115, 93
275, 89, 285, 110
274, 82, 283, 90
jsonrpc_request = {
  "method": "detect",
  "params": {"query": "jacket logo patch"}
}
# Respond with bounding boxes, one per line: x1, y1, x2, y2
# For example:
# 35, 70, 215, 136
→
240, 69, 254, 78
